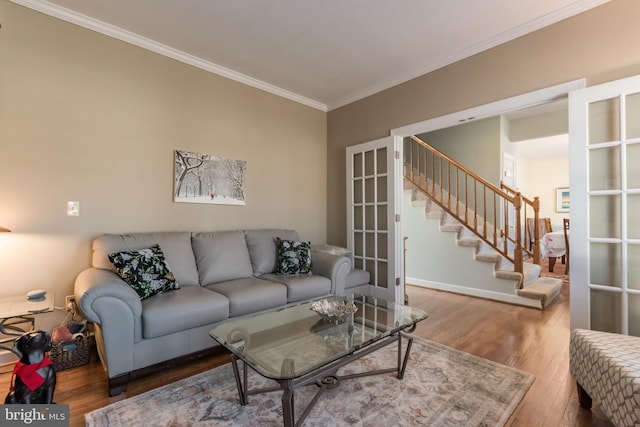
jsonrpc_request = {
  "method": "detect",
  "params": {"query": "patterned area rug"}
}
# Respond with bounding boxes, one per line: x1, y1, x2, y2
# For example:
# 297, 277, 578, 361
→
86, 337, 534, 426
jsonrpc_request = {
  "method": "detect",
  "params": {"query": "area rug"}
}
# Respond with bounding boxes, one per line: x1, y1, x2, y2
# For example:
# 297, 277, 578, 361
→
85, 337, 534, 426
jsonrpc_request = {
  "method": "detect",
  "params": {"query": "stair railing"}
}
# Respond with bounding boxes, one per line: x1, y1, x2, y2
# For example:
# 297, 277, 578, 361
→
405, 135, 540, 276
500, 182, 542, 265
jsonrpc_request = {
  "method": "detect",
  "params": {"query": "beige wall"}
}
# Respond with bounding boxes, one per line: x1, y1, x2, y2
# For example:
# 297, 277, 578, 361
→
0, 1, 327, 306
417, 116, 502, 185
328, 0, 640, 246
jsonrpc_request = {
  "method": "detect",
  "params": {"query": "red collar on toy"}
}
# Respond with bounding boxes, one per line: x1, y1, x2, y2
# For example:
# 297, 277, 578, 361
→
11, 356, 52, 391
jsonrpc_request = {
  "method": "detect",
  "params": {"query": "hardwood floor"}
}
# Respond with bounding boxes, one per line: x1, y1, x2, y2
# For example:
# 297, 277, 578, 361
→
0, 283, 614, 426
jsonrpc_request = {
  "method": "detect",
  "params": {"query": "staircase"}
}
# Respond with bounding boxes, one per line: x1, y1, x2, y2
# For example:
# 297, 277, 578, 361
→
403, 136, 562, 309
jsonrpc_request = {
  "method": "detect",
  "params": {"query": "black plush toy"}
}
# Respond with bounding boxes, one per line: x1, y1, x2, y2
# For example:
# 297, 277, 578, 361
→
5, 330, 56, 404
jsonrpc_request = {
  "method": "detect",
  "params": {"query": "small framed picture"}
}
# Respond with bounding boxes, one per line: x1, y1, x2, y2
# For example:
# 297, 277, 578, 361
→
556, 187, 570, 213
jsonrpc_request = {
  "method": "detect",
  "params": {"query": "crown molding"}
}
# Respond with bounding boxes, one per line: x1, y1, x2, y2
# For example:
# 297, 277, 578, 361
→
328, 0, 611, 111
9, 0, 328, 112
11, 0, 609, 113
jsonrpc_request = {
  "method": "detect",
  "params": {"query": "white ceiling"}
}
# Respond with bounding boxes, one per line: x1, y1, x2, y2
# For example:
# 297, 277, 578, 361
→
11, 0, 609, 111
516, 134, 569, 160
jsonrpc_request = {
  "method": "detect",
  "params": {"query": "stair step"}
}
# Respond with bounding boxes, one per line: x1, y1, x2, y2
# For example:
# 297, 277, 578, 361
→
517, 277, 563, 309
495, 262, 541, 286
475, 251, 503, 263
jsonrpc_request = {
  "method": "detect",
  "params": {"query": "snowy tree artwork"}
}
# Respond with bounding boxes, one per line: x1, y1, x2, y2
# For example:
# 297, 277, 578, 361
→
174, 150, 246, 205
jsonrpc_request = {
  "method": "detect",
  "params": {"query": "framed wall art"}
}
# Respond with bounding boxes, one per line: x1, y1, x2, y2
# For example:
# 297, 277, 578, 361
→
556, 187, 569, 213
174, 150, 246, 205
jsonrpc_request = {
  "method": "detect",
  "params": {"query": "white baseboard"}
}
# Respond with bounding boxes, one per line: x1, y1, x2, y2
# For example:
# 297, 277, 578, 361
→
408, 277, 542, 309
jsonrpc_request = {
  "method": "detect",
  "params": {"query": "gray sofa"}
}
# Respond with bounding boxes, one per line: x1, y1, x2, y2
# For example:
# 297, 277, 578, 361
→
74, 229, 351, 396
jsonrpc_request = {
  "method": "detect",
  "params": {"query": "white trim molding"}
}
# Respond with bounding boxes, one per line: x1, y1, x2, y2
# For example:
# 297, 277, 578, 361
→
408, 278, 543, 309
328, 1, 609, 110
392, 79, 586, 137
9, 0, 328, 112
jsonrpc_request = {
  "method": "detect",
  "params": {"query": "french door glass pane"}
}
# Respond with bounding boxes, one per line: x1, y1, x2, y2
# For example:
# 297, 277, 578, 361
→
376, 148, 387, 173
590, 289, 622, 333
589, 242, 622, 288
625, 92, 640, 139
589, 195, 621, 239
589, 146, 620, 191
354, 206, 363, 230
628, 195, 640, 239
364, 151, 375, 175
589, 97, 620, 144
377, 176, 387, 202
377, 206, 387, 229
629, 294, 640, 337
365, 178, 375, 203
354, 180, 363, 204
627, 143, 640, 189
628, 244, 640, 290
377, 262, 388, 289
353, 153, 363, 178
365, 206, 375, 230
378, 234, 388, 259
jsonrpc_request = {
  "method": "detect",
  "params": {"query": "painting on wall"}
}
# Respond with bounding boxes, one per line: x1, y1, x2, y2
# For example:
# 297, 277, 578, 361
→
556, 187, 569, 212
174, 150, 246, 205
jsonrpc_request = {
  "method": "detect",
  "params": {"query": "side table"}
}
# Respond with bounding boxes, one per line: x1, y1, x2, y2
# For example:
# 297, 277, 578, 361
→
0, 293, 54, 355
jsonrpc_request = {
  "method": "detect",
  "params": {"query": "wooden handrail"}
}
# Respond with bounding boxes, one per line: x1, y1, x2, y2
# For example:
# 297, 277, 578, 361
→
501, 182, 541, 264
404, 135, 541, 280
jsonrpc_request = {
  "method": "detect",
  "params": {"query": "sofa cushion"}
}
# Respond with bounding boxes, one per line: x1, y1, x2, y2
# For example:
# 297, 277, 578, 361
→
245, 229, 299, 275
141, 287, 229, 339
192, 231, 253, 285
276, 237, 312, 275
93, 232, 200, 287
205, 277, 287, 317
261, 273, 331, 302
108, 244, 179, 300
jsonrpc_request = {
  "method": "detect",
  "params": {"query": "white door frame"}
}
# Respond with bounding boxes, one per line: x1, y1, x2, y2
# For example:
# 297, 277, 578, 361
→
389, 79, 585, 300
392, 80, 585, 137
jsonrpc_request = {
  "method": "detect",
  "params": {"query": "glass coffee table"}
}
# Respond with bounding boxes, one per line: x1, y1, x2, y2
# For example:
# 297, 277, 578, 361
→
209, 294, 428, 427
0, 292, 54, 355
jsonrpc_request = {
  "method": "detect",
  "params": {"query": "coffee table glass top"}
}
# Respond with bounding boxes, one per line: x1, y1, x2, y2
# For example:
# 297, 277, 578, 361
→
0, 293, 54, 318
209, 294, 428, 380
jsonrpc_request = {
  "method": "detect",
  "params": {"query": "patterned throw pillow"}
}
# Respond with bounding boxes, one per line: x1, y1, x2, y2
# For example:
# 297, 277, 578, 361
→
275, 237, 312, 275
108, 244, 179, 300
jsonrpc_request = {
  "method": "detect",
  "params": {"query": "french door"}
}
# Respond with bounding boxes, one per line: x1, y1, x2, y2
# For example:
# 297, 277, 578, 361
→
346, 136, 402, 303
570, 74, 640, 335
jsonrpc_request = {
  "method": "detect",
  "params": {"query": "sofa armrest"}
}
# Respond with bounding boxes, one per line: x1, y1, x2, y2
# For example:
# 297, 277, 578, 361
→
75, 268, 143, 343
74, 268, 142, 324
311, 252, 351, 295
74, 268, 144, 379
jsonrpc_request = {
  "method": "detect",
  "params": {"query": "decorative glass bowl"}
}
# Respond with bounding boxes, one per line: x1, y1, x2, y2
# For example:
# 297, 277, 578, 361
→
310, 299, 358, 324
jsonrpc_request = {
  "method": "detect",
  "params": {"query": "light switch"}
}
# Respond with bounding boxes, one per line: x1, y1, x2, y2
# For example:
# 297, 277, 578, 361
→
67, 201, 80, 216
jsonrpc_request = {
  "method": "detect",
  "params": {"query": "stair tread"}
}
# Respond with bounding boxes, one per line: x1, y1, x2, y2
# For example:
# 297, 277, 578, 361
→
517, 277, 563, 308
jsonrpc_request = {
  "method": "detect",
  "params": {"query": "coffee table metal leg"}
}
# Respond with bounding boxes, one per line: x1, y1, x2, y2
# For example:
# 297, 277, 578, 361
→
281, 379, 295, 427
230, 354, 247, 405
399, 335, 413, 379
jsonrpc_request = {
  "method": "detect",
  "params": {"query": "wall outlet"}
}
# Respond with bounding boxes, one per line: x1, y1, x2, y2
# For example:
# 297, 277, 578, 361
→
67, 201, 80, 216
65, 295, 76, 310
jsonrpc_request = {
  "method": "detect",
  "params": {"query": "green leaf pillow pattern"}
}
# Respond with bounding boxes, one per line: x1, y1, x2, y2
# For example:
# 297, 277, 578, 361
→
108, 244, 179, 300
275, 237, 312, 275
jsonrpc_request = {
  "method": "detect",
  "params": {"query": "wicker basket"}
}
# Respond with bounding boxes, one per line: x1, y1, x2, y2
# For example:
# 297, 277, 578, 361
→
49, 335, 89, 371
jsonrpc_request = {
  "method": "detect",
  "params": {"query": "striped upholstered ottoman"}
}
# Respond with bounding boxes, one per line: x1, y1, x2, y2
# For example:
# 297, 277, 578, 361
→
570, 328, 640, 426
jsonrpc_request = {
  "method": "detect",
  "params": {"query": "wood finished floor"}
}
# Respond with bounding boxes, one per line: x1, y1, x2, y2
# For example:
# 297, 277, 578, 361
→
0, 282, 615, 427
